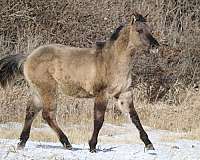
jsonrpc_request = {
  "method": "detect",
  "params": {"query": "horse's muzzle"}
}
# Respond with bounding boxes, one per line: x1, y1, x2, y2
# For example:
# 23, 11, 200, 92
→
147, 34, 159, 49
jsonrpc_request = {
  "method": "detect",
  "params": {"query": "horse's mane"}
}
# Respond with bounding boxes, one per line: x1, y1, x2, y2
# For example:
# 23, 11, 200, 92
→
96, 41, 106, 50
95, 24, 124, 50
95, 13, 146, 50
110, 25, 124, 42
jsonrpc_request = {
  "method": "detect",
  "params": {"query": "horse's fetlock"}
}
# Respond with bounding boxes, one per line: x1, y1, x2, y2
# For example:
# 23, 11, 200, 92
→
89, 139, 97, 150
60, 136, 70, 145
17, 141, 26, 149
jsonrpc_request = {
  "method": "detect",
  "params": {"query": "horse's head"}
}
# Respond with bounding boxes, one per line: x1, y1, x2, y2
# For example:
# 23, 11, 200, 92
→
129, 12, 159, 49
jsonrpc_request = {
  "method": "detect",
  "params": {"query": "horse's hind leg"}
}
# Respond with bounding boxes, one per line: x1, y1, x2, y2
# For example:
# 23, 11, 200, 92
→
39, 83, 72, 149
18, 95, 42, 149
118, 91, 154, 150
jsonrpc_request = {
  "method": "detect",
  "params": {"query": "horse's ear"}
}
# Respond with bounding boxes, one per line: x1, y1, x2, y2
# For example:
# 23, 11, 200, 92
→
131, 15, 137, 25
131, 11, 138, 24
144, 13, 149, 19
131, 12, 146, 24
131, 11, 140, 24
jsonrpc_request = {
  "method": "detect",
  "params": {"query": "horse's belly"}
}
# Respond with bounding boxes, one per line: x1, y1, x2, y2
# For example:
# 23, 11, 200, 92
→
52, 61, 96, 98
59, 81, 94, 98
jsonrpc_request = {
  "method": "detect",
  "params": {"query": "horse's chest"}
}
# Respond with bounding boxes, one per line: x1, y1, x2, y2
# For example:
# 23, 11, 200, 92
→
106, 70, 132, 98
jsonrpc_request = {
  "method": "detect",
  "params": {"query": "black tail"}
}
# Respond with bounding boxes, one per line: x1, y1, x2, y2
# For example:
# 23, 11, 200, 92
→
0, 54, 26, 88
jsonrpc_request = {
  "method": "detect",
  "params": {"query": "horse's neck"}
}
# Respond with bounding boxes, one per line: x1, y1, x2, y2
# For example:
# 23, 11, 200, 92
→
95, 26, 133, 90
104, 45, 132, 83
108, 27, 132, 76
114, 25, 130, 53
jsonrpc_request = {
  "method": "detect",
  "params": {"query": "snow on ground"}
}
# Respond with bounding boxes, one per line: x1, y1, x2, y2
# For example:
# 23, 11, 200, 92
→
0, 123, 200, 160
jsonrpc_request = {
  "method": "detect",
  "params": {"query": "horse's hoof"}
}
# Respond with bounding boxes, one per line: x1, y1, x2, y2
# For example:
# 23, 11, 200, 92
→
145, 144, 155, 150
90, 148, 96, 153
17, 142, 25, 150
63, 143, 72, 150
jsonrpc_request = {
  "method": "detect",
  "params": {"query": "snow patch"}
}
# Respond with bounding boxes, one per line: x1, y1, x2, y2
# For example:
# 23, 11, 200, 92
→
0, 123, 200, 160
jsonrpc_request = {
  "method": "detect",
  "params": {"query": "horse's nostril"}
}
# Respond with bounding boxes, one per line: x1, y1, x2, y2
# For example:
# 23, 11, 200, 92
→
121, 101, 124, 105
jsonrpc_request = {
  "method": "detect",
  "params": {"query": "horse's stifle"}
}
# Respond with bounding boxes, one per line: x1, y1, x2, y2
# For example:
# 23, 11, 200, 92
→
0, 12, 159, 152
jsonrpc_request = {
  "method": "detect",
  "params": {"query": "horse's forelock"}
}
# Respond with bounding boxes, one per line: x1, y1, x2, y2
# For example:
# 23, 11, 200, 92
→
132, 13, 147, 23
136, 15, 146, 22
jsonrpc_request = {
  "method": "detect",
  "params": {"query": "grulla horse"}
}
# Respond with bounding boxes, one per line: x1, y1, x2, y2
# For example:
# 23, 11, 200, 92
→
0, 12, 159, 152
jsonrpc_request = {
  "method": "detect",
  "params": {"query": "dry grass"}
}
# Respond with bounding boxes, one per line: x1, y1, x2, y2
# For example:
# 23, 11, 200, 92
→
0, 122, 149, 144
159, 128, 200, 142
135, 88, 200, 132
0, 123, 91, 144
0, 0, 200, 141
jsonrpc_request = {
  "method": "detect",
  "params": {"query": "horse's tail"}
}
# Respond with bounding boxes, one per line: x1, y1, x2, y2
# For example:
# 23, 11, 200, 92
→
0, 54, 27, 88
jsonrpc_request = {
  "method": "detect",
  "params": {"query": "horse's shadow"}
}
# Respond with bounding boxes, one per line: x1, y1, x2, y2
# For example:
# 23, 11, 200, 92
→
36, 144, 64, 150
36, 144, 118, 153
97, 146, 118, 153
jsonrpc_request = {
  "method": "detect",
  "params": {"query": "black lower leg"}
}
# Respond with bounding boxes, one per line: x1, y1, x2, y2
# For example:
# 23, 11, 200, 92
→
18, 104, 37, 149
129, 103, 154, 149
42, 110, 72, 149
89, 119, 104, 152
18, 126, 31, 148
89, 95, 107, 152
58, 130, 72, 149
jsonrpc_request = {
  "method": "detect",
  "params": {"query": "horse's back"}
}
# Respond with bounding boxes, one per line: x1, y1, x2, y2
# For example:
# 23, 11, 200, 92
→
27, 44, 94, 60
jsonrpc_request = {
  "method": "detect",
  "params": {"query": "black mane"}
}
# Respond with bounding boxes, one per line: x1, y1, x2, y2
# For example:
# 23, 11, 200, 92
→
95, 24, 124, 49
96, 14, 146, 49
96, 41, 106, 49
110, 25, 124, 42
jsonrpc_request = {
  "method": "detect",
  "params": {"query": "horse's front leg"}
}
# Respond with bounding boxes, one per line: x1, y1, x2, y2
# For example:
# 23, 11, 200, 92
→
89, 93, 108, 153
118, 91, 154, 150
